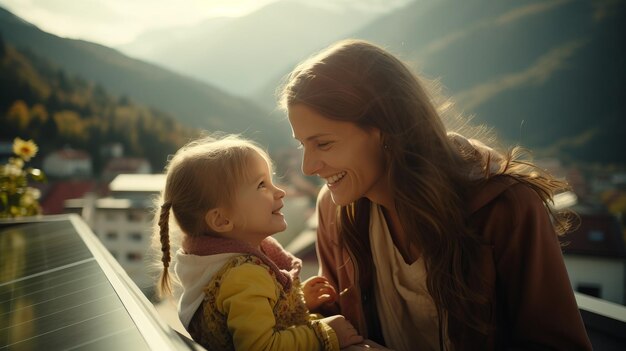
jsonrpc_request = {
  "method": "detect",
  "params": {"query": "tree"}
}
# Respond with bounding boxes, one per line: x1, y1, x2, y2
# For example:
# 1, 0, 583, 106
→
0, 32, 6, 57
6, 100, 30, 131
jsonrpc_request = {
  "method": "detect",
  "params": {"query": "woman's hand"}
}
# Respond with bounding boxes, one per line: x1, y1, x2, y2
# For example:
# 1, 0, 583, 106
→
303, 276, 338, 312
321, 315, 364, 348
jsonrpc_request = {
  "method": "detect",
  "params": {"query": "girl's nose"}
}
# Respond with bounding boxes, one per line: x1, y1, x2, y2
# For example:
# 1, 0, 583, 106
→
274, 186, 286, 199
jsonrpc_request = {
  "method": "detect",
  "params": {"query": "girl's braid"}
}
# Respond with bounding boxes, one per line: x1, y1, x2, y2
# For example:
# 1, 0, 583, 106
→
158, 201, 173, 296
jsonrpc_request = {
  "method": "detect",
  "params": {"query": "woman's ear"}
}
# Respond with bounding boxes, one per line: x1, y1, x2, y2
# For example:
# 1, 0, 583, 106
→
365, 126, 382, 142
369, 128, 386, 150
205, 208, 233, 233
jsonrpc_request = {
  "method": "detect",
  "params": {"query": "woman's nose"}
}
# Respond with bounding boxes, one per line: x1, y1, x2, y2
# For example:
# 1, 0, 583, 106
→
301, 149, 322, 176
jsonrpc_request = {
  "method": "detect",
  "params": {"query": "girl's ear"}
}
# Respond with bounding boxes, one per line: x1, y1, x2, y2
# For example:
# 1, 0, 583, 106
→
205, 208, 233, 233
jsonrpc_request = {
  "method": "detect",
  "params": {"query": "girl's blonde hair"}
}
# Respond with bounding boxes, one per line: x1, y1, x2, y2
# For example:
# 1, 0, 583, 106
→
154, 133, 271, 296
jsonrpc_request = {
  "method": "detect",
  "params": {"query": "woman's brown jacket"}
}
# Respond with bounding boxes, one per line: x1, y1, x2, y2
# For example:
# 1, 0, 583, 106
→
314, 175, 592, 350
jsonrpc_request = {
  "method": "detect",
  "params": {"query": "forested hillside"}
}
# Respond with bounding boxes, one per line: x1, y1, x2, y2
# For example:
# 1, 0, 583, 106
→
0, 36, 196, 173
255, 0, 626, 166
353, 0, 626, 165
0, 7, 293, 151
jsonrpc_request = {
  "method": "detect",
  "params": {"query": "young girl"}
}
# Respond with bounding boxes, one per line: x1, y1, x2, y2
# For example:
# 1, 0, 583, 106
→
155, 134, 363, 351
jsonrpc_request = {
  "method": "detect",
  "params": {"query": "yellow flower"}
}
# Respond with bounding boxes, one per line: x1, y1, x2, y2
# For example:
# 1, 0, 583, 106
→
1, 137, 45, 218
20, 192, 35, 206
1, 164, 22, 177
8, 157, 24, 169
12, 138, 38, 161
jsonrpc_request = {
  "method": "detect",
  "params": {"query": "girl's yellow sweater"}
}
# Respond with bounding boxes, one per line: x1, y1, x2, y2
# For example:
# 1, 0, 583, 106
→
187, 254, 339, 351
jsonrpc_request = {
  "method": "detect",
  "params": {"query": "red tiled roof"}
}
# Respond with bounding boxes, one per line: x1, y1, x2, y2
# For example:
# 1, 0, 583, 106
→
562, 212, 626, 258
52, 149, 91, 160
39, 180, 100, 214
103, 157, 149, 173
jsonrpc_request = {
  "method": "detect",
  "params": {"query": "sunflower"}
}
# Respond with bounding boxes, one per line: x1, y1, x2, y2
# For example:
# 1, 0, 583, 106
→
12, 138, 38, 161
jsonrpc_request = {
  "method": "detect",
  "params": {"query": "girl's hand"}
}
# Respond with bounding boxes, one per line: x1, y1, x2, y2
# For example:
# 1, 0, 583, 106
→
321, 315, 363, 348
303, 276, 338, 312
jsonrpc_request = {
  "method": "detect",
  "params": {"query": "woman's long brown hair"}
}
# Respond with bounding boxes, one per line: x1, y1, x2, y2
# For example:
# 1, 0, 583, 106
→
280, 39, 573, 335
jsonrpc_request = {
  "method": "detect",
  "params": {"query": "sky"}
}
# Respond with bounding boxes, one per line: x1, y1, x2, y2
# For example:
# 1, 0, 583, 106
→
0, 0, 411, 47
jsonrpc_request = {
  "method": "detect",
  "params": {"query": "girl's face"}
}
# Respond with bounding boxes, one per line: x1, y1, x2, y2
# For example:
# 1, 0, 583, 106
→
288, 104, 388, 206
228, 151, 287, 245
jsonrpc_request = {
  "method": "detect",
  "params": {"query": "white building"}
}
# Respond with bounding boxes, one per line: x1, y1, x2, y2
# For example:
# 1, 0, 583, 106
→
65, 174, 164, 296
562, 211, 626, 305
43, 148, 92, 178
101, 157, 153, 183
66, 174, 314, 297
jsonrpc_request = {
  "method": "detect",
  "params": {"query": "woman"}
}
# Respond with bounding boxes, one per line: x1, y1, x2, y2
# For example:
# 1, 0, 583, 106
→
279, 39, 591, 350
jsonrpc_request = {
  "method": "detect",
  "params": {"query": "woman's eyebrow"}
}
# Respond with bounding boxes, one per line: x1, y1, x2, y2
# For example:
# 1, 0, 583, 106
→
301, 133, 333, 142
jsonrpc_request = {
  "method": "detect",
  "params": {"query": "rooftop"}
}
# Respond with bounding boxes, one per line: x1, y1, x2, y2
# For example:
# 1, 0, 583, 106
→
2, 214, 624, 349
109, 174, 165, 193
562, 212, 626, 258
40, 180, 99, 215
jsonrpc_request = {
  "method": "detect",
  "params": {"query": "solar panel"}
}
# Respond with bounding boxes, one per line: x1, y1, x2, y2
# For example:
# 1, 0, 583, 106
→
0, 215, 200, 350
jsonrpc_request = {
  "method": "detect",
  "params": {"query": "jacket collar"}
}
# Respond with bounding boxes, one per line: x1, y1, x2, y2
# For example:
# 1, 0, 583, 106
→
467, 175, 518, 214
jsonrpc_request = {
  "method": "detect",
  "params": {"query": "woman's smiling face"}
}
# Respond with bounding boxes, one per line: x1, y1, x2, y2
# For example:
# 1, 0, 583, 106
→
288, 104, 388, 206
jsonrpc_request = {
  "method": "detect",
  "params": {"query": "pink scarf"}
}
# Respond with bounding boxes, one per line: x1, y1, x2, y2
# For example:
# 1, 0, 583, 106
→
182, 235, 302, 291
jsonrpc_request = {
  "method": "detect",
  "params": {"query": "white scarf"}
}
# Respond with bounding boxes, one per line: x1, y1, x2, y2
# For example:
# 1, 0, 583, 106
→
173, 251, 237, 328
370, 204, 452, 351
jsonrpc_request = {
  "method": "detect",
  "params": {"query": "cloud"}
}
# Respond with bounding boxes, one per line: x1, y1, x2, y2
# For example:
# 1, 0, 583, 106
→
290, 0, 412, 13
30, 0, 120, 21
0, 0, 412, 46
0, 0, 279, 46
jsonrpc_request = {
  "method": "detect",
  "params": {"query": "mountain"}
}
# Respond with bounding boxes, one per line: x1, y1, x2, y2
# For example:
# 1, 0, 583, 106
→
260, 0, 626, 165
355, 0, 626, 164
3, 1, 623, 165
118, 17, 234, 60
116, 1, 376, 97
0, 7, 293, 150
0, 38, 195, 173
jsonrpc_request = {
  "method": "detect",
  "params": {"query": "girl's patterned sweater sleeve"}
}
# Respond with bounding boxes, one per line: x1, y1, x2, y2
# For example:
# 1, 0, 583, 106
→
217, 263, 339, 351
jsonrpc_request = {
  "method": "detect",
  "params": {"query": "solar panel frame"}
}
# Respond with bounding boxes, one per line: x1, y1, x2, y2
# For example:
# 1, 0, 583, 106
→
0, 214, 202, 351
